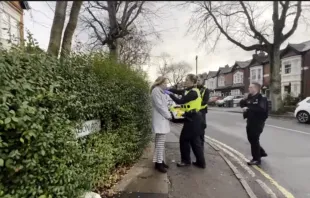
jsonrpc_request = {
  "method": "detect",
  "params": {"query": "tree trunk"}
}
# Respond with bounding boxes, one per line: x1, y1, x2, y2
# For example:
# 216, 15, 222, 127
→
108, 39, 119, 62
47, 1, 68, 57
107, 1, 120, 62
60, 1, 83, 59
269, 45, 283, 112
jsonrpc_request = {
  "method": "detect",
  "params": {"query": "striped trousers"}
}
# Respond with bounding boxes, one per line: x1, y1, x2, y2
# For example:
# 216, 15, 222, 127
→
153, 134, 166, 163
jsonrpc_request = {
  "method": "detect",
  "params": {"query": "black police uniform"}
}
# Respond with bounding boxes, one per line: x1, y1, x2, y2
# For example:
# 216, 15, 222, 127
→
240, 93, 268, 163
198, 85, 210, 147
169, 87, 206, 168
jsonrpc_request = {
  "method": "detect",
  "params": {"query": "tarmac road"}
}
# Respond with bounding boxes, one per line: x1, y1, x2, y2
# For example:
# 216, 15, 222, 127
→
206, 110, 310, 198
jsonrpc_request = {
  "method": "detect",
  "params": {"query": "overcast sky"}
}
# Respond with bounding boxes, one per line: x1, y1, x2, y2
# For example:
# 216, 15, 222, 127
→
24, 2, 310, 82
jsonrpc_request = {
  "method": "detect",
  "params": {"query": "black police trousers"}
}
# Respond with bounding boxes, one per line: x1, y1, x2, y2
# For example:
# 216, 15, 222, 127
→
199, 110, 207, 148
246, 120, 267, 161
179, 113, 206, 166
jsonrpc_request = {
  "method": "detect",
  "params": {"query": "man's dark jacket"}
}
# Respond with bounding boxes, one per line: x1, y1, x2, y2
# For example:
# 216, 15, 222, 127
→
240, 93, 268, 122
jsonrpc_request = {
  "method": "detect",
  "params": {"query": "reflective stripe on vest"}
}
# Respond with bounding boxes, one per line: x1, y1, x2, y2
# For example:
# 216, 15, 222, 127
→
180, 88, 202, 112
200, 88, 208, 110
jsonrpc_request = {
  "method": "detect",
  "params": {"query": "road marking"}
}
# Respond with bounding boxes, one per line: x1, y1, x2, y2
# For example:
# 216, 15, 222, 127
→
264, 124, 310, 136
253, 166, 294, 198
208, 138, 256, 177
235, 122, 310, 136
206, 136, 295, 198
256, 179, 277, 198
209, 142, 258, 198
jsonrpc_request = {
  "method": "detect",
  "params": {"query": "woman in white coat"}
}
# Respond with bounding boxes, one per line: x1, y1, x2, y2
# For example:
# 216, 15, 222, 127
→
151, 76, 172, 173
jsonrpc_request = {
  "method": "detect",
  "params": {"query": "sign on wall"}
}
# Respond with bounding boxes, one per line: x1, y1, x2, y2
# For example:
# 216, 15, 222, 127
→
76, 119, 101, 138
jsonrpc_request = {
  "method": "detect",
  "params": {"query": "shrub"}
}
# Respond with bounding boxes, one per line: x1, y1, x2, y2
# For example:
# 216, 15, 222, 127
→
0, 40, 151, 197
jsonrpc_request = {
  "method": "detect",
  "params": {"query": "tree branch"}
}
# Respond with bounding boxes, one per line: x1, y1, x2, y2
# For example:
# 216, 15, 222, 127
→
203, 2, 266, 51
282, 1, 302, 41
239, 1, 270, 45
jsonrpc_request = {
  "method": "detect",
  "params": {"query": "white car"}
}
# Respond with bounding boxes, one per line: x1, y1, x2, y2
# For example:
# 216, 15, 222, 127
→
216, 95, 235, 107
233, 95, 244, 106
294, 97, 310, 123
166, 95, 185, 120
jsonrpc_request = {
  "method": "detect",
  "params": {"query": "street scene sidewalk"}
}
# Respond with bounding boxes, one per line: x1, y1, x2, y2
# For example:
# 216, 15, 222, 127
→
112, 124, 255, 198
209, 107, 295, 119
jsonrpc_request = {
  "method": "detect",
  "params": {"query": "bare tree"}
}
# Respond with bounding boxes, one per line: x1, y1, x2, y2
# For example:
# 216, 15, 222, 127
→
81, 1, 159, 60
156, 53, 192, 86
169, 61, 192, 85
118, 28, 152, 67
47, 1, 68, 56
61, 1, 83, 58
187, 1, 304, 111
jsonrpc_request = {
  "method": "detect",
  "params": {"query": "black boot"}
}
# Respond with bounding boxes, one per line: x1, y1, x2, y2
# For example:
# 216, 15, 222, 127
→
155, 163, 167, 173
192, 161, 206, 169
177, 162, 191, 167
162, 161, 169, 169
261, 153, 268, 157
247, 160, 261, 166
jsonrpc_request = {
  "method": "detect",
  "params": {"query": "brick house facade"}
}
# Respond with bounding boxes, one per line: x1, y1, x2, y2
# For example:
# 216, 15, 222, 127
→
0, 1, 29, 48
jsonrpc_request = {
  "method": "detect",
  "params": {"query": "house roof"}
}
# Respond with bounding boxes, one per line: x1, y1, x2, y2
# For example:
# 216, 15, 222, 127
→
20, 1, 30, 10
235, 60, 251, 68
219, 65, 232, 74
248, 52, 269, 67
206, 71, 218, 79
288, 40, 310, 52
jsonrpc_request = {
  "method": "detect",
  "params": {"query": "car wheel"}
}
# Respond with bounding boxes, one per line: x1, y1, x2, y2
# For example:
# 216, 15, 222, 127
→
296, 111, 310, 123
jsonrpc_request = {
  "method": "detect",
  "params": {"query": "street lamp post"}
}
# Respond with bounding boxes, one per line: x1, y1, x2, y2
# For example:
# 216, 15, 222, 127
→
195, 55, 198, 75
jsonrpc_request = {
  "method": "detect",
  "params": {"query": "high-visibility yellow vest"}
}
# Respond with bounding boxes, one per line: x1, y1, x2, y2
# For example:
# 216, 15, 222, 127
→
200, 88, 208, 110
180, 88, 202, 112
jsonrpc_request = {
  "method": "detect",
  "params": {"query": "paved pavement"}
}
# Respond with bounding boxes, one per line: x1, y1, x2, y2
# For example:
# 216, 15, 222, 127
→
165, 128, 249, 198
206, 110, 310, 198
113, 124, 275, 198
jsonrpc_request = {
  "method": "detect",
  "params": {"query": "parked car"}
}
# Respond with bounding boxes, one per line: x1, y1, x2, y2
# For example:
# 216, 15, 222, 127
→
208, 96, 223, 106
294, 97, 310, 123
216, 95, 235, 107
166, 95, 185, 121
233, 95, 244, 107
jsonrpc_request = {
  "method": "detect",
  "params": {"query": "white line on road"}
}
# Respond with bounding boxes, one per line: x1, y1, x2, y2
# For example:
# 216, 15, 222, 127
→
256, 179, 277, 198
235, 122, 310, 136
206, 135, 295, 198
207, 138, 256, 177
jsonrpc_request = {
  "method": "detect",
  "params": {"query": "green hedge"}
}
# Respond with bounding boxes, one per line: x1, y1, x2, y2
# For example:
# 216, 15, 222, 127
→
0, 40, 151, 197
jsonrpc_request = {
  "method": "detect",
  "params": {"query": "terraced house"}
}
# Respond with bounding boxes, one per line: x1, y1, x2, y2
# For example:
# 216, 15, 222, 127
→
280, 40, 310, 99
203, 40, 310, 99
0, 1, 30, 48
230, 60, 251, 96
215, 65, 233, 97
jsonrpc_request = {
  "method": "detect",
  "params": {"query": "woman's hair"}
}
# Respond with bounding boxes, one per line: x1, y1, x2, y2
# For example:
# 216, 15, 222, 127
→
187, 74, 198, 84
150, 76, 167, 92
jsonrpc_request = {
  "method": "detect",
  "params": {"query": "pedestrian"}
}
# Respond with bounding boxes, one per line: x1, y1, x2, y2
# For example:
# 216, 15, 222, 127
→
240, 82, 268, 166
196, 76, 210, 148
150, 76, 172, 173
166, 74, 206, 169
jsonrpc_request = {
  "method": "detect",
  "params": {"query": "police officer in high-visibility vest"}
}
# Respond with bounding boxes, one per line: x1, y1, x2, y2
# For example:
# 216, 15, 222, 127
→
197, 77, 210, 148
165, 74, 206, 169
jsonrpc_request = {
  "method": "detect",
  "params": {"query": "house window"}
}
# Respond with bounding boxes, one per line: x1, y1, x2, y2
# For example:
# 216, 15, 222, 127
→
251, 69, 256, 80
218, 76, 225, 87
233, 72, 243, 84
284, 64, 291, 74
257, 68, 262, 79
0, 11, 20, 45
250, 67, 263, 84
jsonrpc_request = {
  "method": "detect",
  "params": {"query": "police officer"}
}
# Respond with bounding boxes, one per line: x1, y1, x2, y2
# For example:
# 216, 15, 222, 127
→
166, 74, 206, 169
240, 82, 268, 166
197, 77, 210, 148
